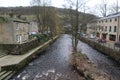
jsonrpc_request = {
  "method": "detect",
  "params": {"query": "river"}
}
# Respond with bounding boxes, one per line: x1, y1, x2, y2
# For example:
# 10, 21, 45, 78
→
11, 34, 120, 80
77, 39, 120, 80
11, 34, 84, 80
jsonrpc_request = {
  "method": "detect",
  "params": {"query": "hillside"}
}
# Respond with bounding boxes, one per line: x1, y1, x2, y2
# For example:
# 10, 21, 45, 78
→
0, 6, 98, 24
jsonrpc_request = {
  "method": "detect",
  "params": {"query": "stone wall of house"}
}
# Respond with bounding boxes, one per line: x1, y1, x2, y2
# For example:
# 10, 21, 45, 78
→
0, 23, 14, 44
13, 21, 29, 44
79, 36, 120, 63
0, 39, 39, 55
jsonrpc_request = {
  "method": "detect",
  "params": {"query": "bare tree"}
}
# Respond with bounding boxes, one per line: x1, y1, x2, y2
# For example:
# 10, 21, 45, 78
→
31, 0, 60, 37
65, 0, 86, 52
45, 7, 60, 37
97, 0, 108, 17
109, 0, 119, 14
30, 0, 51, 33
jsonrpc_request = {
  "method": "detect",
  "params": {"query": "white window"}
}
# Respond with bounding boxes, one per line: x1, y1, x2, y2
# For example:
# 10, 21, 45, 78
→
16, 35, 19, 42
22, 34, 24, 42
16, 23, 19, 30
24, 34, 27, 41
19, 34, 22, 44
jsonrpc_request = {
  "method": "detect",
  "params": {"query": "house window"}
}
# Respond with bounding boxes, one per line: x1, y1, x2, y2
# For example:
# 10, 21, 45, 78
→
99, 26, 100, 31
105, 26, 107, 31
24, 34, 27, 41
110, 19, 112, 22
16, 35, 19, 42
102, 26, 104, 31
114, 26, 117, 32
109, 35, 116, 41
102, 20, 103, 23
25, 34, 28, 41
106, 19, 107, 22
16, 23, 19, 30
109, 26, 111, 32
23, 26, 25, 31
115, 18, 117, 21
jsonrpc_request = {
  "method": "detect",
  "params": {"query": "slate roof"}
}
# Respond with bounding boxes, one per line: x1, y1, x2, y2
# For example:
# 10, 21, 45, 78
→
100, 12, 120, 20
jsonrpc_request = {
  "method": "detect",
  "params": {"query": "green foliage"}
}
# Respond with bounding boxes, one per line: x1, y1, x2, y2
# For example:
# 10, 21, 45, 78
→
0, 17, 8, 24
33, 33, 51, 43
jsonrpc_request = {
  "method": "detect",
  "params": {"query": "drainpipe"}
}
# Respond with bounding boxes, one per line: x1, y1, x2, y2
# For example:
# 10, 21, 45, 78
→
117, 16, 119, 42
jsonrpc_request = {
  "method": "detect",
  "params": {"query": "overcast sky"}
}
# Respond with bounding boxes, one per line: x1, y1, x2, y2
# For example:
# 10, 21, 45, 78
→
0, 0, 114, 7
0, 0, 119, 16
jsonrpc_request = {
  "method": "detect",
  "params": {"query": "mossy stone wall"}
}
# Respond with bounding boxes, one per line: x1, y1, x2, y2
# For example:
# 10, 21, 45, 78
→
0, 39, 39, 55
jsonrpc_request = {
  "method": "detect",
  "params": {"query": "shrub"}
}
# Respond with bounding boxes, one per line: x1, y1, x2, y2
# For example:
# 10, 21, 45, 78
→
0, 17, 8, 24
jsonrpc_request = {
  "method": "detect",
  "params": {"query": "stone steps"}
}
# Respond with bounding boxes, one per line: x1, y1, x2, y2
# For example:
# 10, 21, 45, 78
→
3, 71, 16, 80
0, 70, 16, 80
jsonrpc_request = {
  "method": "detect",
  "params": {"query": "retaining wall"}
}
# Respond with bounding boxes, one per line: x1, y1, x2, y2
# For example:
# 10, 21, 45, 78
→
0, 39, 39, 55
79, 36, 120, 63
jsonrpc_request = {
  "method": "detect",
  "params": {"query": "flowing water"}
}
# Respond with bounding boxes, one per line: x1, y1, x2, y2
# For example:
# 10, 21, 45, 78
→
11, 34, 120, 80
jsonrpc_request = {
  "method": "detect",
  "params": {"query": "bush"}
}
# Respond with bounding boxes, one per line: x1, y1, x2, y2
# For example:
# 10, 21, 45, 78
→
32, 33, 50, 43
0, 17, 8, 24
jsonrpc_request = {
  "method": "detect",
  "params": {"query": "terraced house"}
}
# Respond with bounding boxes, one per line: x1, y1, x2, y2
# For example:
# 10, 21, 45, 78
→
87, 23, 97, 36
29, 20, 39, 35
97, 13, 120, 42
0, 17, 29, 44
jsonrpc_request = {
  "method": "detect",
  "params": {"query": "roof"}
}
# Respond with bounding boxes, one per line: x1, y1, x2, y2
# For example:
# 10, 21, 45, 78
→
12, 19, 29, 23
0, 16, 29, 23
100, 12, 120, 20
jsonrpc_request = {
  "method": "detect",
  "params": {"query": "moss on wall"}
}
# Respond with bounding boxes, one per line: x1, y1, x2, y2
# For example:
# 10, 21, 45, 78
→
0, 39, 39, 55
0, 17, 9, 24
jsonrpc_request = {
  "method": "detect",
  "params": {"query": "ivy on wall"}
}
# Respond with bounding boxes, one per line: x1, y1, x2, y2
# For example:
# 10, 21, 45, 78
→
0, 17, 8, 24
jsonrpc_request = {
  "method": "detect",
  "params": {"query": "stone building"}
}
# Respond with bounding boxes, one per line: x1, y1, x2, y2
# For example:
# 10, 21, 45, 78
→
87, 23, 97, 36
0, 17, 29, 44
96, 13, 120, 42
29, 20, 39, 35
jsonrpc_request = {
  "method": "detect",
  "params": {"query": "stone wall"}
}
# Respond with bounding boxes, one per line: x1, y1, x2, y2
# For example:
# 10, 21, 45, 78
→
0, 39, 39, 55
79, 36, 120, 63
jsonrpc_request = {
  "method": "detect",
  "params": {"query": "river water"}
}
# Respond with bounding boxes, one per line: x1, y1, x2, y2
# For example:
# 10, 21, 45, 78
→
11, 34, 85, 80
77, 40, 120, 80
11, 34, 120, 80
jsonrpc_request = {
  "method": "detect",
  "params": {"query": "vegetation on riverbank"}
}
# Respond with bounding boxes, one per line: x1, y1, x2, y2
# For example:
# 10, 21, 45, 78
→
0, 17, 9, 24
70, 52, 110, 80
79, 36, 120, 64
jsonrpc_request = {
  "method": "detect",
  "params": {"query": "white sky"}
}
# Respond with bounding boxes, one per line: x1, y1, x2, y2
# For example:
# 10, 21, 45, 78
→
0, 0, 65, 7
0, 0, 119, 16
0, 0, 115, 7
0, 0, 30, 7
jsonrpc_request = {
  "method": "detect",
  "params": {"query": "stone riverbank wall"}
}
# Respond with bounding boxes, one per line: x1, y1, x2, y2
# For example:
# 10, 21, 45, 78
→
0, 39, 39, 55
79, 36, 120, 63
